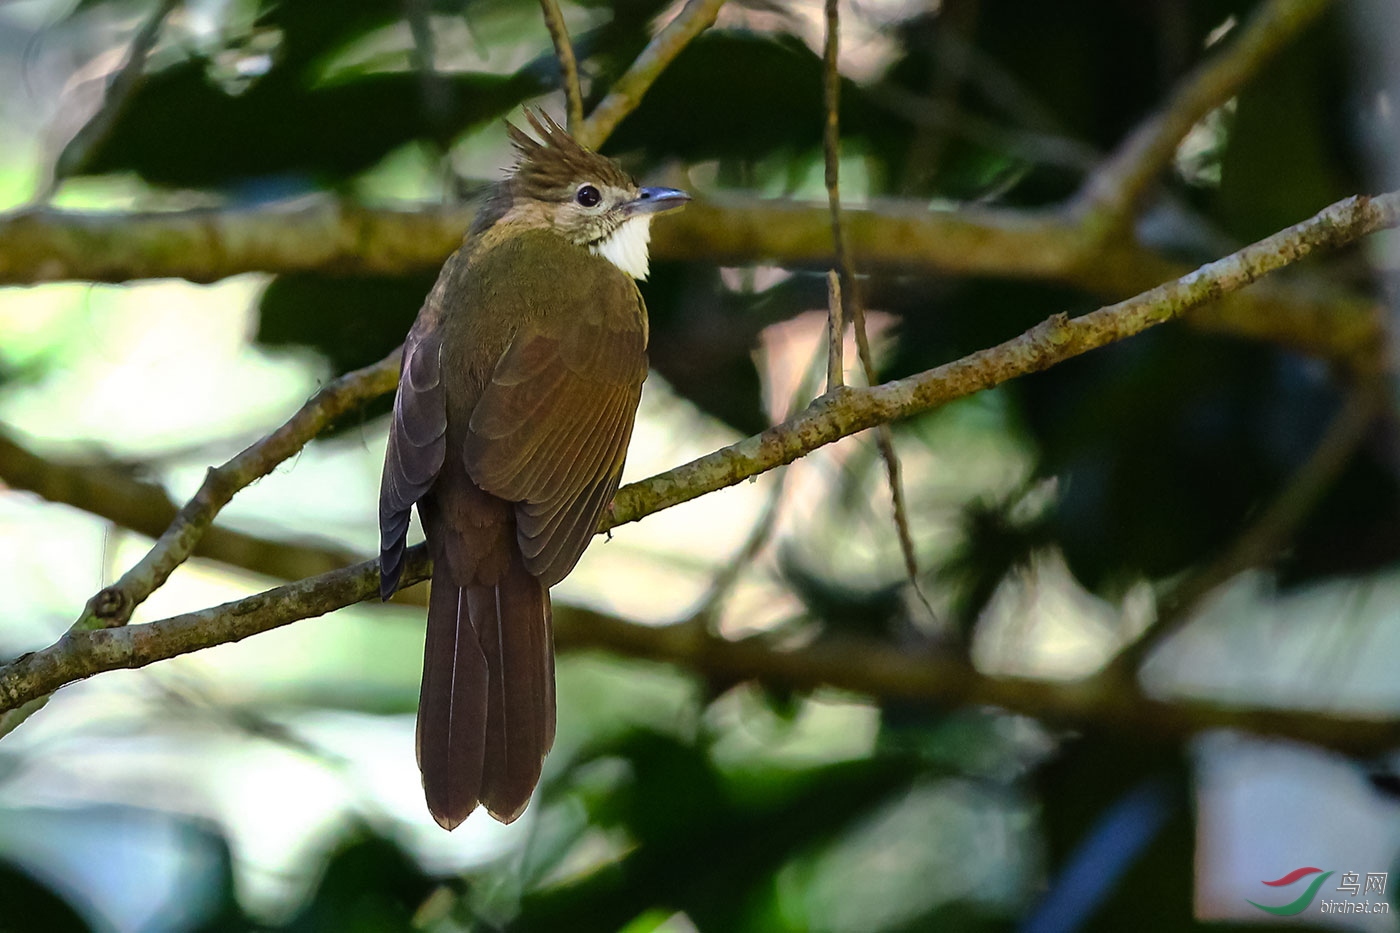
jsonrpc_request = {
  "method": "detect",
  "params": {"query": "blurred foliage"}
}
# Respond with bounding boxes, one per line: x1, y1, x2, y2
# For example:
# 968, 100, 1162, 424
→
9, 0, 1399, 928
517, 729, 925, 931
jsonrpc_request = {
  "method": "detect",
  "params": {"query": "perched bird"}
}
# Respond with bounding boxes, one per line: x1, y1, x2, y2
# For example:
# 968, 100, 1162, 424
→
378, 111, 689, 829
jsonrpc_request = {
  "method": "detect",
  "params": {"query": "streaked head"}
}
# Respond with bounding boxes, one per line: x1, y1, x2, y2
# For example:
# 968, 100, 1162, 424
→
499, 111, 689, 279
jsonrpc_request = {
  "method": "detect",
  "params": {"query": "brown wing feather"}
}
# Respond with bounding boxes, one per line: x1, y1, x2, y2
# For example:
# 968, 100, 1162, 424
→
469, 372, 598, 500
519, 396, 635, 583
463, 285, 647, 588
505, 379, 621, 505
515, 385, 631, 542
379, 330, 447, 599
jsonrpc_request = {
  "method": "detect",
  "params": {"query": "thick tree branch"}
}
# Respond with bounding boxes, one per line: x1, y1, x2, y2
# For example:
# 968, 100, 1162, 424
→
4, 190, 1397, 719
565, 614, 1400, 756
0, 358, 388, 738
575, 0, 728, 149
1, 196, 1089, 284
0, 197, 1381, 365
1073, 0, 1334, 226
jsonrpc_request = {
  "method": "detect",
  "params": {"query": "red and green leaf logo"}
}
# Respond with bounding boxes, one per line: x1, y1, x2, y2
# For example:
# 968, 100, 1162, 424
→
1248, 867, 1333, 916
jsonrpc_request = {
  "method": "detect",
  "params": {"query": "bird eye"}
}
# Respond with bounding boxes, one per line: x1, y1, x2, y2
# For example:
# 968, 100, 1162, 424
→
576, 184, 601, 207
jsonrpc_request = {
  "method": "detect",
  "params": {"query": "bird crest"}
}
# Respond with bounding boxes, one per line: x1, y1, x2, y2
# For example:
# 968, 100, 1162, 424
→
505, 110, 634, 199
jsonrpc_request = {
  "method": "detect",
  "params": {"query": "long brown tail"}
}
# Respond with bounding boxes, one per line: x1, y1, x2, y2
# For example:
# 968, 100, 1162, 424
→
417, 546, 555, 830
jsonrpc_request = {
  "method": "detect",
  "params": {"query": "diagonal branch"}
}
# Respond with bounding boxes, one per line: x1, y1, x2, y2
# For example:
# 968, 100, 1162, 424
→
605, 192, 1400, 527
537, 0, 585, 131
0, 357, 393, 738
575, 0, 728, 149
72, 351, 400, 633
0, 549, 431, 719
1073, 0, 1335, 227
4, 190, 1397, 716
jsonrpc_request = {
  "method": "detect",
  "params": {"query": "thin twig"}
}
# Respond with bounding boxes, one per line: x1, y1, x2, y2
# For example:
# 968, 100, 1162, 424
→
537, 0, 584, 131
821, 0, 854, 342
576, 0, 728, 149
50, 0, 181, 187
825, 269, 844, 391
1073, 0, 1334, 227
821, 0, 845, 395
406, 0, 451, 135
872, 427, 938, 617
821, 0, 846, 269
5, 189, 1395, 717
821, 0, 932, 617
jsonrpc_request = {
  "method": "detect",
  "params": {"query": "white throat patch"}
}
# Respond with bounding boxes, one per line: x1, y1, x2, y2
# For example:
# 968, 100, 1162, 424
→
591, 216, 654, 280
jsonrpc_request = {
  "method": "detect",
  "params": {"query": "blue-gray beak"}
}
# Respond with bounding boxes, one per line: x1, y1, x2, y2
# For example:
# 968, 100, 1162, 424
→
625, 186, 691, 217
